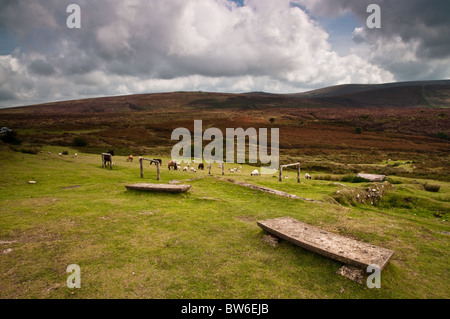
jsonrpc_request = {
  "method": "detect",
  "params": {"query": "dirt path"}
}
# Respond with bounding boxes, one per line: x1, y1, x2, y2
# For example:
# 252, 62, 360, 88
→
223, 178, 322, 203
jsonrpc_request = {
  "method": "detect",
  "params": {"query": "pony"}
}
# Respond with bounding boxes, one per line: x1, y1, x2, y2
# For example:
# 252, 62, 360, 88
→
103, 150, 114, 168
150, 159, 162, 166
127, 155, 134, 162
168, 160, 177, 170
198, 163, 204, 170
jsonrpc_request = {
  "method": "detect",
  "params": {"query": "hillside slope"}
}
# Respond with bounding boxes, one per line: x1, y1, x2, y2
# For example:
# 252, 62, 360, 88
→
1, 80, 449, 114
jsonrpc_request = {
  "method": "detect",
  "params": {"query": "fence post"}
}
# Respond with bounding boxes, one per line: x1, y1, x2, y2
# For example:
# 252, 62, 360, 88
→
156, 161, 160, 181
297, 163, 300, 183
279, 166, 283, 182
140, 157, 144, 178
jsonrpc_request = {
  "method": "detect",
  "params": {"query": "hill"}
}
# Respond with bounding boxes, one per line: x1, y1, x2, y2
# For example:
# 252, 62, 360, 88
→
1, 80, 449, 114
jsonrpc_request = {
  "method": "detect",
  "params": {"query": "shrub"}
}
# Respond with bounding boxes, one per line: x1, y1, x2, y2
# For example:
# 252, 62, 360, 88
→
62, 150, 69, 155
20, 148, 39, 154
385, 177, 402, 184
73, 136, 88, 147
434, 132, 449, 140
340, 175, 370, 183
313, 175, 340, 181
355, 127, 362, 134
1, 130, 22, 145
423, 183, 440, 193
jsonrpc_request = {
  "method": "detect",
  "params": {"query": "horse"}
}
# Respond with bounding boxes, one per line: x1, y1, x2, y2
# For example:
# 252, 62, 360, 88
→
198, 163, 204, 170
127, 155, 134, 162
168, 160, 177, 170
150, 159, 162, 166
103, 150, 114, 168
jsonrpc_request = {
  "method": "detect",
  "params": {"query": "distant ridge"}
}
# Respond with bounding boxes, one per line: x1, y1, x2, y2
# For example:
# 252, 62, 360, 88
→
1, 80, 449, 114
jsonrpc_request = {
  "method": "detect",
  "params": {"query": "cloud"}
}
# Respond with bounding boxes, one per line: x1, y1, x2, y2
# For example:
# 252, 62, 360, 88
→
296, 0, 450, 81
0, 0, 399, 107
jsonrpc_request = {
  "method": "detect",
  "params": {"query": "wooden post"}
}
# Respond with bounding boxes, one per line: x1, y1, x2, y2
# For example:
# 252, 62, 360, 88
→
102, 154, 105, 168
156, 161, 160, 181
297, 164, 300, 183
208, 162, 212, 175
279, 166, 283, 182
140, 157, 144, 178
222, 163, 224, 175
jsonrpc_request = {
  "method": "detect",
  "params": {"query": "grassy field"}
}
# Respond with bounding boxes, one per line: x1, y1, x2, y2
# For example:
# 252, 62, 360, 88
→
0, 145, 449, 298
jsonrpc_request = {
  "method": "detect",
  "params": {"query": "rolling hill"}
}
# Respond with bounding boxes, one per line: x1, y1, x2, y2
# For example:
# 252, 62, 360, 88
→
1, 80, 449, 114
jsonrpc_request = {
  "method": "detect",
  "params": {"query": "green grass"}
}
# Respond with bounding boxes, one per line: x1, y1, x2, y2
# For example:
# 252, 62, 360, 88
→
0, 146, 449, 298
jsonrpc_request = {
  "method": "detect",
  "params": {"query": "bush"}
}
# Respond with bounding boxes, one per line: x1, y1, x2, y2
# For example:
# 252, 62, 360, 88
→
20, 148, 39, 154
62, 150, 69, 155
313, 175, 340, 181
1, 130, 22, 145
423, 183, 440, 192
434, 132, 449, 140
73, 136, 88, 147
355, 127, 362, 134
385, 177, 402, 184
340, 175, 370, 183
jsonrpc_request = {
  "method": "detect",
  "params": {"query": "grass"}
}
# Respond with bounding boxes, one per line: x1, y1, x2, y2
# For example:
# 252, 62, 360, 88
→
0, 145, 449, 299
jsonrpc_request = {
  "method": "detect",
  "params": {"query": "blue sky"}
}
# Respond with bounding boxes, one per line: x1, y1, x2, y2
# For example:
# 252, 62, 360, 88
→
0, 0, 449, 108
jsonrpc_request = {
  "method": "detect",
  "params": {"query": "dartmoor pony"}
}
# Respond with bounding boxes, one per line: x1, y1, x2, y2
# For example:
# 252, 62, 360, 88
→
150, 159, 162, 166
168, 160, 178, 170
127, 155, 134, 162
198, 163, 204, 170
103, 150, 114, 168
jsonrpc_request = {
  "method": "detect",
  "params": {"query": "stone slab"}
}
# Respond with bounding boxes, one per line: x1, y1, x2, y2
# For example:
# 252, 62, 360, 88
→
357, 173, 386, 182
125, 183, 191, 193
257, 216, 394, 270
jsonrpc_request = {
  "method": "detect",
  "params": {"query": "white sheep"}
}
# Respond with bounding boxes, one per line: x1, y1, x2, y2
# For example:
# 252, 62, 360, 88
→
305, 173, 311, 180
183, 166, 188, 171
251, 169, 260, 176
190, 167, 197, 173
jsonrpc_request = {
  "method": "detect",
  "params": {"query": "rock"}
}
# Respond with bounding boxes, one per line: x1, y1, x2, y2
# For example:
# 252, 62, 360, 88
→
2, 248, 13, 255
336, 265, 365, 284
261, 234, 279, 247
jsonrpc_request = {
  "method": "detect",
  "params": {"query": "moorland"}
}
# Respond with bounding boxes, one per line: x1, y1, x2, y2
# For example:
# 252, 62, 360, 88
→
0, 80, 449, 298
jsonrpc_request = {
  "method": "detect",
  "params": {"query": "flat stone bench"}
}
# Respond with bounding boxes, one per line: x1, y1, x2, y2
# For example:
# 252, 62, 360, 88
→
257, 216, 394, 282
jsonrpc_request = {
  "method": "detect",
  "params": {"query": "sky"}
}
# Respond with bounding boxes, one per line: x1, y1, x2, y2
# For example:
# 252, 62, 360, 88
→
0, 0, 449, 108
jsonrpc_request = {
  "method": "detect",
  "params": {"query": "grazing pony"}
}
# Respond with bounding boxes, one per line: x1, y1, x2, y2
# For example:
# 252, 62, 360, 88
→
127, 155, 134, 162
103, 150, 114, 168
150, 159, 162, 166
168, 160, 177, 170
198, 163, 204, 170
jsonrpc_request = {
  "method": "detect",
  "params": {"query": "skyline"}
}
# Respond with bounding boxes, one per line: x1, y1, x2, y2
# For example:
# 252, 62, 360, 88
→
0, 0, 449, 109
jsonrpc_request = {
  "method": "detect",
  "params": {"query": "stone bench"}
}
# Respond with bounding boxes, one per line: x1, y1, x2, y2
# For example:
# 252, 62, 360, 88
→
257, 216, 394, 283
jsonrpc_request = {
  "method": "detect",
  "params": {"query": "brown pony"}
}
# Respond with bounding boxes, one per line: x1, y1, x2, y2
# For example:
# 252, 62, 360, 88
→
127, 155, 133, 162
168, 160, 178, 170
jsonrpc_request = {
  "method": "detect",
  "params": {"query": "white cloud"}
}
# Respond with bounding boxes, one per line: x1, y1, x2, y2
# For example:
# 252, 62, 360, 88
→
0, 0, 396, 108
